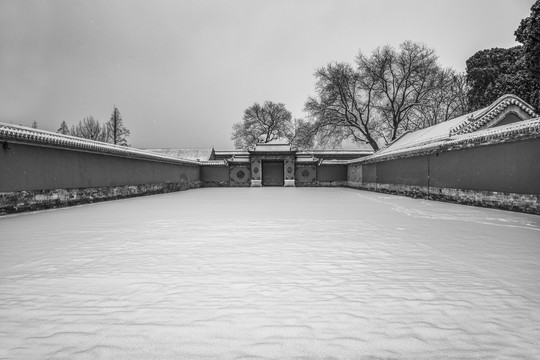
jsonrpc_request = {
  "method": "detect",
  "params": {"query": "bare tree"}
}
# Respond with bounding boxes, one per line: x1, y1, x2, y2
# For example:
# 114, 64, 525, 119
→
231, 101, 295, 149
306, 41, 461, 150
304, 62, 381, 151
71, 116, 108, 141
289, 118, 316, 149
410, 70, 469, 128
358, 41, 440, 143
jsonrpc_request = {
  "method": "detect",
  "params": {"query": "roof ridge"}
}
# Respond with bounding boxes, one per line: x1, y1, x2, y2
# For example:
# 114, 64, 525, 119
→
449, 94, 537, 136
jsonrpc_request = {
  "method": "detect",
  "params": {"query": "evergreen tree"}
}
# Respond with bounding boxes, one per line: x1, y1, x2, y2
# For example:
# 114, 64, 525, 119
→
106, 106, 130, 146
31, 120, 38, 129
57, 121, 70, 135
515, 0, 540, 84
466, 46, 539, 111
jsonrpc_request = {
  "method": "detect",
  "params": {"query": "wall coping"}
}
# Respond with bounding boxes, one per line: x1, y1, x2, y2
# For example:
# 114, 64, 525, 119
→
320, 159, 349, 165
348, 118, 540, 164
0, 122, 200, 166
200, 160, 228, 166
297, 149, 373, 156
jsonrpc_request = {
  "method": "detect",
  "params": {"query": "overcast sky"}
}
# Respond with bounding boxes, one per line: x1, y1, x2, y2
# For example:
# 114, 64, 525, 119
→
0, 0, 535, 149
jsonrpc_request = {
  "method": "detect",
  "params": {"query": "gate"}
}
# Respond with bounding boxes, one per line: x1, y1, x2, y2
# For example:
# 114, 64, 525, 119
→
262, 161, 284, 186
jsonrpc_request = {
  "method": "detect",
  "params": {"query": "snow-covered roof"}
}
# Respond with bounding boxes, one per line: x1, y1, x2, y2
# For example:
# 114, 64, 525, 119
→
146, 148, 214, 161
350, 117, 540, 164
200, 160, 228, 166
297, 149, 373, 155
320, 159, 350, 165
226, 155, 251, 164
0, 123, 200, 166
354, 94, 538, 163
295, 155, 318, 164
214, 150, 248, 156
251, 142, 293, 152
297, 149, 373, 160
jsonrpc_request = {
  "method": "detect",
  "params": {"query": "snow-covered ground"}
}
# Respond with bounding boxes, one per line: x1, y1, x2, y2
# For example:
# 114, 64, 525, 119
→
1, 188, 539, 360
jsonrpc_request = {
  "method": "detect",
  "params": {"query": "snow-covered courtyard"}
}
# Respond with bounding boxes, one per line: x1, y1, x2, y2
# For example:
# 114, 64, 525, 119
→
1, 188, 539, 359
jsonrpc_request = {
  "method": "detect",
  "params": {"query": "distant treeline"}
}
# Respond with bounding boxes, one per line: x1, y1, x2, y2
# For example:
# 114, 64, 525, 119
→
56, 106, 130, 146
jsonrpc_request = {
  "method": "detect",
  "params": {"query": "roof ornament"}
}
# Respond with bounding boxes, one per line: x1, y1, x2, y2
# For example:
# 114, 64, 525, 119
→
450, 94, 537, 136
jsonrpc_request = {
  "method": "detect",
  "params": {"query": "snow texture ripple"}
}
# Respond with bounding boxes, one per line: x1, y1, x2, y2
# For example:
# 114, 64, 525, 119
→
0, 188, 539, 359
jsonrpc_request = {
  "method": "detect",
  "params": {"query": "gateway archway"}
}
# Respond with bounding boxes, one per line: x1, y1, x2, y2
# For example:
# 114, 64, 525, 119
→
249, 141, 296, 187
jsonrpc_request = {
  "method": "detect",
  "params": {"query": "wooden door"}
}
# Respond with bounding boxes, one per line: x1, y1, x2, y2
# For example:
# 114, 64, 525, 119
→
262, 161, 284, 186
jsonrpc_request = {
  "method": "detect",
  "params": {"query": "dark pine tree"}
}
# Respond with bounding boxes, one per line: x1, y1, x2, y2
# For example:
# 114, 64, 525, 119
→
106, 106, 130, 146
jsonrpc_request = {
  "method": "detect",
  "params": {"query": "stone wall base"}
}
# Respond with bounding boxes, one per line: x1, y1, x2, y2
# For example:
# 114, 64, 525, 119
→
429, 187, 539, 214
229, 182, 251, 187
348, 182, 540, 214
296, 181, 347, 187
377, 183, 430, 199
295, 182, 316, 187
201, 181, 230, 187
0, 181, 201, 215
347, 181, 363, 189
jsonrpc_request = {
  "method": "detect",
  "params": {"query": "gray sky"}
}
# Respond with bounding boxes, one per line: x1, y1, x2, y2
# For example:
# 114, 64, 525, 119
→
0, 0, 535, 149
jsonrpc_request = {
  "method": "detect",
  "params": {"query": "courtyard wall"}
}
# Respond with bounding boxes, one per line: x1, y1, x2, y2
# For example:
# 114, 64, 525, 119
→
200, 165, 230, 187
347, 128, 540, 214
314, 164, 347, 187
4, 118, 539, 215
0, 124, 201, 214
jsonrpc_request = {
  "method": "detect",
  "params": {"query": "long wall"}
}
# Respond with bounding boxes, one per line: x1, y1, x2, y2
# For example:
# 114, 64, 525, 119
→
347, 138, 540, 214
2, 142, 200, 191
1, 125, 201, 214
7, 122, 537, 215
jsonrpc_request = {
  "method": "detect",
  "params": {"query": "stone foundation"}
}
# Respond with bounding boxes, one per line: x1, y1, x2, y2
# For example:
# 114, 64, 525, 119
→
377, 183, 430, 199
347, 181, 363, 189
349, 182, 540, 214
429, 187, 540, 214
296, 181, 347, 187
0, 181, 200, 215
201, 180, 230, 187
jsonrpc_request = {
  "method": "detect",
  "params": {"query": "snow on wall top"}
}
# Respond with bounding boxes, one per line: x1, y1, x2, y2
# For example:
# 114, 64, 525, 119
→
349, 117, 540, 164
297, 149, 373, 157
350, 94, 538, 164
0, 123, 200, 166
146, 148, 214, 161
252, 142, 292, 152
200, 160, 228, 166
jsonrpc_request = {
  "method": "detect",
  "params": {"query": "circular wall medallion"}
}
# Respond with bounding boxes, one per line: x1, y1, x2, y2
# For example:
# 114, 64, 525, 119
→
301, 169, 310, 178
236, 170, 245, 179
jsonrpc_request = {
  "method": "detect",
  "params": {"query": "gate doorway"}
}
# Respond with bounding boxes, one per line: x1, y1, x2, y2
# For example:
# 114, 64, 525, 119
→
262, 161, 284, 186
